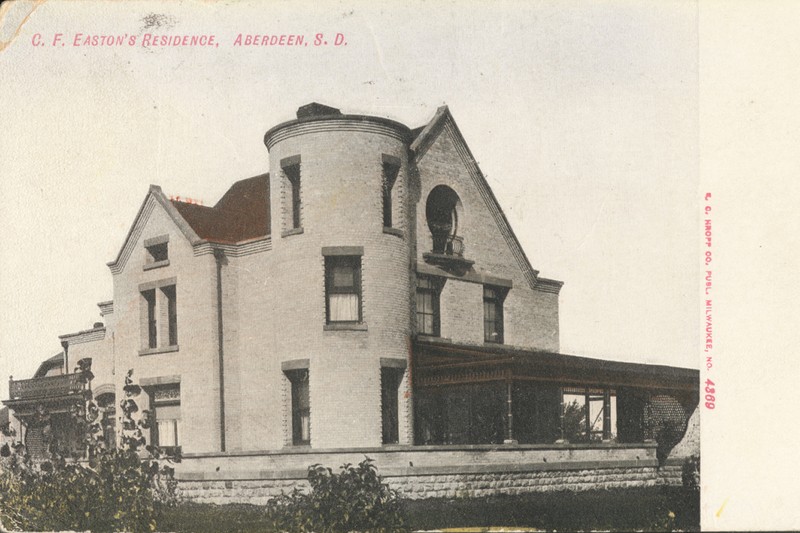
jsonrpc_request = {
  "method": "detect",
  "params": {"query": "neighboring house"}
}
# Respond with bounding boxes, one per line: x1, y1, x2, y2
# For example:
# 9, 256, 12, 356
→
3, 104, 698, 500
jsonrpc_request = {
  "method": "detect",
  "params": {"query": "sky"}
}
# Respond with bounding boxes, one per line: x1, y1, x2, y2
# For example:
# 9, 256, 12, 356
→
0, 0, 699, 400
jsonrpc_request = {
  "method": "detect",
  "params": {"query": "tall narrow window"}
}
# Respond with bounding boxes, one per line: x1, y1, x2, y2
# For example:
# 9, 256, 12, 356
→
143, 289, 157, 348
381, 367, 403, 444
483, 286, 505, 344
288, 370, 310, 445
140, 282, 178, 352
150, 385, 180, 454
282, 156, 302, 231
162, 285, 178, 346
416, 277, 441, 336
382, 155, 400, 228
325, 256, 362, 323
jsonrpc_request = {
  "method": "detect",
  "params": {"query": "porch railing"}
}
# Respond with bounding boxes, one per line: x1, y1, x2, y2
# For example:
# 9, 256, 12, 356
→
8, 373, 83, 400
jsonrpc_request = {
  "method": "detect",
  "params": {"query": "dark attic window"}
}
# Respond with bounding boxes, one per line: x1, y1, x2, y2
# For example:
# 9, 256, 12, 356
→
144, 235, 170, 270
147, 242, 168, 263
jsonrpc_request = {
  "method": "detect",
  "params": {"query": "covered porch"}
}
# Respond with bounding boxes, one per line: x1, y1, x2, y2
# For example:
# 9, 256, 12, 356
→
412, 338, 698, 461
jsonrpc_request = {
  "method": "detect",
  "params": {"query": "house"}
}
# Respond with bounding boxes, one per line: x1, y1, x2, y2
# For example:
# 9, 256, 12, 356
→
4, 103, 698, 501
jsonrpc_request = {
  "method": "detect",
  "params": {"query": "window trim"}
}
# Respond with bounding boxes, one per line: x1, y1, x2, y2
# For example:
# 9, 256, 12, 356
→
325, 256, 362, 324
323, 250, 364, 325
139, 279, 179, 355
149, 385, 181, 455
144, 235, 170, 270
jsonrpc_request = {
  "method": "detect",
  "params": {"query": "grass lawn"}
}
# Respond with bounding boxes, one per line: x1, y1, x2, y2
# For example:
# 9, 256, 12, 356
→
157, 486, 699, 532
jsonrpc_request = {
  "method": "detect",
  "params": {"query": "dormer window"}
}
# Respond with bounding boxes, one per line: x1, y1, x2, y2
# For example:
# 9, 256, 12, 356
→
144, 235, 169, 270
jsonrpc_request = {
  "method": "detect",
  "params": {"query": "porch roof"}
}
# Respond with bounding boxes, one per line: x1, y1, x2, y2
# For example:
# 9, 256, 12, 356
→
413, 338, 699, 392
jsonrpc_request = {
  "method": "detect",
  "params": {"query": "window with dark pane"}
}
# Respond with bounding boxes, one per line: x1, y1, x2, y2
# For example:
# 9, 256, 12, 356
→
381, 367, 403, 444
288, 370, 310, 445
382, 160, 400, 228
146, 242, 168, 263
142, 289, 157, 348
162, 284, 178, 346
285, 164, 301, 230
416, 277, 440, 336
483, 286, 505, 343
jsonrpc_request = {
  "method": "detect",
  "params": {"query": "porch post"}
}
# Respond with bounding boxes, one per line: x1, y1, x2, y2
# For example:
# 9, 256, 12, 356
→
584, 389, 591, 440
503, 375, 516, 444
556, 386, 566, 443
602, 389, 612, 441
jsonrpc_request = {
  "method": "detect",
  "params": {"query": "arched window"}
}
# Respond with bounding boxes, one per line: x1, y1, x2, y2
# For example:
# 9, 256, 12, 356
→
425, 185, 463, 256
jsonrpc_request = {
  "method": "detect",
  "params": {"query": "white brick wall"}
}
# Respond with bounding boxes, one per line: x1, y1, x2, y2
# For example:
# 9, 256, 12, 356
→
87, 111, 561, 456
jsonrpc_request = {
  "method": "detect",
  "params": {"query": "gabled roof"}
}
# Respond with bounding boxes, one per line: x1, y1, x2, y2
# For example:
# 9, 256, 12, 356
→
171, 173, 270, 244
411, 106, 559, 292
108, 175, 270, 273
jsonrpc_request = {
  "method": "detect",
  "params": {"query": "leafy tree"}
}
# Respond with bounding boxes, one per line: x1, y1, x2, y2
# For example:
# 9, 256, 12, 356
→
0, 366, 178, 532
562, 399, 587, 443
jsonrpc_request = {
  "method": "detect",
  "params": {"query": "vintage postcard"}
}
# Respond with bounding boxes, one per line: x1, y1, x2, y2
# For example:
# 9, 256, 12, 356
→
0, 1, 796, 531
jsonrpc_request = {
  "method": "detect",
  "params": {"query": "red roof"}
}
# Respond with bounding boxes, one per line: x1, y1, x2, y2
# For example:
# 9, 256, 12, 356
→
171, 174, 270, 244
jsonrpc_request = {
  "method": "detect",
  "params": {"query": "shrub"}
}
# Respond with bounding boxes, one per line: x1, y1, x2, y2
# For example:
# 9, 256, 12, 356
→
266, 457, 408, 532
0, 367, 178, 532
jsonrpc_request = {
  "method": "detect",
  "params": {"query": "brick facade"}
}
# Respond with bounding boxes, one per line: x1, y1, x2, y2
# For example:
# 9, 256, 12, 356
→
70, 104, 562, 455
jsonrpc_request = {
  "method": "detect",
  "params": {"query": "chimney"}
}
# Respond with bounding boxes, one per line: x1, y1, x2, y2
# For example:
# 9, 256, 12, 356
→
296, 103, 341, 119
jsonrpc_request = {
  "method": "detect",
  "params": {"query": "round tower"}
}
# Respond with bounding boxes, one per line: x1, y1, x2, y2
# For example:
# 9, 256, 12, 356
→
264, 103, 414, 448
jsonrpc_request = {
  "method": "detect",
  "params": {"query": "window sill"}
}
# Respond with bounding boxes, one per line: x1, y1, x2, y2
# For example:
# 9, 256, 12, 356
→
281, 227, 304, 238
484, 340, 504, 346
139, 345, 179, 356
417, 334, 451, 343
324, 322, 368, 332
285, 443, 312, 449
143, 260, 170, 271
155, 445, 182, 457
382, 227, 404, 239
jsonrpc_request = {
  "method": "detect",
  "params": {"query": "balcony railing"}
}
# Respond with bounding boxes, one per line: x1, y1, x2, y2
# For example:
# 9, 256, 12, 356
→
8, 373, 83, 401
432, 234, 465, 258
424, 234, 473, 273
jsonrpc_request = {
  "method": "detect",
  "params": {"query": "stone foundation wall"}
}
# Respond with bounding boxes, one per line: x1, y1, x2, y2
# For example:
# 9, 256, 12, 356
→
178, 466, 668, 505
386, 467, 660, 500
175, 443, 678, 504
656, 462, 683, 486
